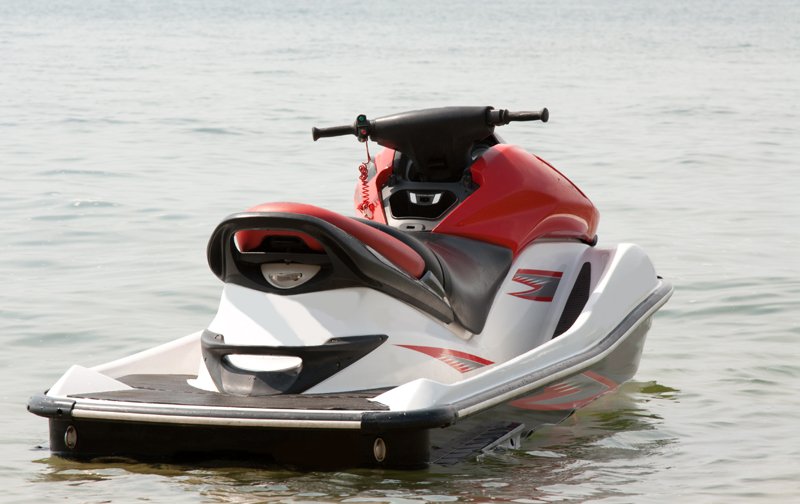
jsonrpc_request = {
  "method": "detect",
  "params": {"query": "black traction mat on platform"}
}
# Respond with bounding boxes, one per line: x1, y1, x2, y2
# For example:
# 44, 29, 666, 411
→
70, 374, 390, 411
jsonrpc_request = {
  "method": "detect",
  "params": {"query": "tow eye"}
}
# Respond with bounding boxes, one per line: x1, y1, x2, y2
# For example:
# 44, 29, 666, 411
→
64, 425, 78, 450
373, 437, 387, 462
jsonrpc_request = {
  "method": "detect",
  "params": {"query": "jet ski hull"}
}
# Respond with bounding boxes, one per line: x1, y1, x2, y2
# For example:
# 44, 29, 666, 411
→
30, 280, 670, 468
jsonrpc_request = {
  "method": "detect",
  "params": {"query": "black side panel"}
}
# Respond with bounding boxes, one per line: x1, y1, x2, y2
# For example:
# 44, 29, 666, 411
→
552, 262, 592, 338
417, 233, 513, 334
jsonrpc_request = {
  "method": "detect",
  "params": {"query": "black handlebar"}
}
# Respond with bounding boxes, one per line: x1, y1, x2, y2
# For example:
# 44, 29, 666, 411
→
311, 107, 548, 142
310, 106, 549, 181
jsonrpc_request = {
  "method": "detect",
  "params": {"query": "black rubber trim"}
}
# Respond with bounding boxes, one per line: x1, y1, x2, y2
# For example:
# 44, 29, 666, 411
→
207, 212, 454, 325
201, 330, 387, 396
27, 394, 75, 418
362, 406, 457, 432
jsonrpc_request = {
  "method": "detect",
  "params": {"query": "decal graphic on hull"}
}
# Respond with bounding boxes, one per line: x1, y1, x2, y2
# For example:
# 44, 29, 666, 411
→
509, 269, 563, 302
396, 345, 494, 373
508, 371, 618, 411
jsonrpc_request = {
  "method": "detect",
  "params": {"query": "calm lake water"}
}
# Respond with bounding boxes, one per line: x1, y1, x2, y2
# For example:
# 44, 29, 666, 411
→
2, 0, 799, 502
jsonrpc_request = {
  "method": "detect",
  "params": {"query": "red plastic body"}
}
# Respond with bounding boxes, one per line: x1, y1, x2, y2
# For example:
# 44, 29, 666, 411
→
235, 202, 425, 279
244, 144, 596, 277
433, 145, 598, 255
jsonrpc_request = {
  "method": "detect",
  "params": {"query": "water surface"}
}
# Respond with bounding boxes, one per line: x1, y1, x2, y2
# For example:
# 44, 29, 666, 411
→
2, 0, 799, 502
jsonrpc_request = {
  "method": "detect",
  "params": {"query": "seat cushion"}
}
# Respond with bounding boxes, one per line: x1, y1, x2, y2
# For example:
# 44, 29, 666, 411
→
417, 233, 512, 334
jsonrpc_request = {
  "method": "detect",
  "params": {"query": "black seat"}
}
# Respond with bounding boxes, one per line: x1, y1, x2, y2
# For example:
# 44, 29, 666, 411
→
360, 220, 512, 334
210, 212, 511, 335
416, 233, 512, 334
357, 219, 444, 285
208, 211, 455, 325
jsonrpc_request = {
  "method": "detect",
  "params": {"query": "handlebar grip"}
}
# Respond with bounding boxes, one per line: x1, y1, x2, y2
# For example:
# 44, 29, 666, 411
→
487, 107, 549, 125
507, 108, 549, 123
311, 124, 356, 141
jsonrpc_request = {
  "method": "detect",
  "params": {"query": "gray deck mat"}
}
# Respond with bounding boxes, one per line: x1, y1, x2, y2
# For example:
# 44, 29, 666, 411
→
70, 374, 390, 411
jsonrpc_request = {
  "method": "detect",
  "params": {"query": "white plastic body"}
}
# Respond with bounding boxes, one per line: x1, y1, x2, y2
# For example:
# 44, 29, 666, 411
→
45, 241, 665, 410
189, 241, 660, 395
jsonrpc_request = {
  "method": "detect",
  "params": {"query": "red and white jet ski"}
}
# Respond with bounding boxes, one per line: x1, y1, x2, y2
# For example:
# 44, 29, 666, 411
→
29, 106, 672, 468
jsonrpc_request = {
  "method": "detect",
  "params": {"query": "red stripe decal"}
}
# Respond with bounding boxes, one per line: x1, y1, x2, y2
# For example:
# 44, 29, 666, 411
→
509, 269, 563, 302
516, 269, 564, 278
396, 345, 494, 373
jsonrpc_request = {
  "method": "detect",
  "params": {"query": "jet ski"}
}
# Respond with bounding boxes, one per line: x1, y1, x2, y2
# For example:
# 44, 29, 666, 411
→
28, 106, 672, 469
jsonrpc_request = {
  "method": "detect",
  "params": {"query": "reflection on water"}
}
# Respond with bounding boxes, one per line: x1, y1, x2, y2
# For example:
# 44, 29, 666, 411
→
32, 381, 677, 503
